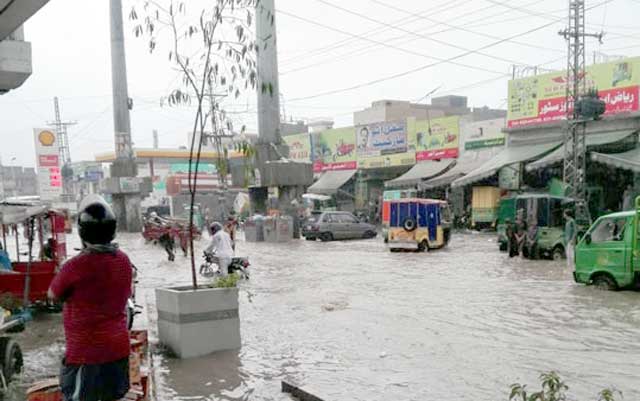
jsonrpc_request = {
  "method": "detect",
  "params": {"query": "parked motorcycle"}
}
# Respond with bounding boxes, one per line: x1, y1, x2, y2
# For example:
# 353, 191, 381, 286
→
199, 252, 250, 279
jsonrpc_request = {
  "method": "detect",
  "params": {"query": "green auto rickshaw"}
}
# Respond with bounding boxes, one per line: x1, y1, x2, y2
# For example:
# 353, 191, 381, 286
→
497, 194, 572, 260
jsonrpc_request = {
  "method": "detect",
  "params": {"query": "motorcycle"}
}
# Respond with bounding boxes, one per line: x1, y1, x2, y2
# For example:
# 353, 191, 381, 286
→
199, 252, 250, 279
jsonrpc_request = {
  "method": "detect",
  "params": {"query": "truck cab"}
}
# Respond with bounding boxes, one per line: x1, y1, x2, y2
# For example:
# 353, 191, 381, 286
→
574, 208, 640, 290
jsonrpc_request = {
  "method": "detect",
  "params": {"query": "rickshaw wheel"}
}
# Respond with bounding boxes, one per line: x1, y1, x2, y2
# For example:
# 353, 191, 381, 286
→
592, 275, 618, 291
418, 240, 429, 252
0, 337, 23, 383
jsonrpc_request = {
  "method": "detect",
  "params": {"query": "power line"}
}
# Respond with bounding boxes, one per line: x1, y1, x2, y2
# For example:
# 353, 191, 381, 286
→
367, 0, 565, 54
278, 0, 470, 65
287, 19, 565, 102
277, 8, 506, 75
280, 0, 563, 76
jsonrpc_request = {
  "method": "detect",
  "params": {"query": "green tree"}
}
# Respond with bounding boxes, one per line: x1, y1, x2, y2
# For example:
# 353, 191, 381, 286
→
130, 0, 261, 288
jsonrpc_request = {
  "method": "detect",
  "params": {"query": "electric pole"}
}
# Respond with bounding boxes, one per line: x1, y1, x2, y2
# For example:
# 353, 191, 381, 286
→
47, 97, 76, 201
559, 0, 603, 226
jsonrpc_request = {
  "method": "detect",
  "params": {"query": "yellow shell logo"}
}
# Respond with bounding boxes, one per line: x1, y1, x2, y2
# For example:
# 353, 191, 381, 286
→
38, 131, 56, 146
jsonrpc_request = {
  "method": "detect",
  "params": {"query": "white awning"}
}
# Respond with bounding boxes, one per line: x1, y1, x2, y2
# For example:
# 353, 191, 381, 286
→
527, 130, 636, 171
591, 147, 640, 173
385, 160, 454, 189
307, 170, 357, 195
421, 155, 494, 190
451, 142, 561, 188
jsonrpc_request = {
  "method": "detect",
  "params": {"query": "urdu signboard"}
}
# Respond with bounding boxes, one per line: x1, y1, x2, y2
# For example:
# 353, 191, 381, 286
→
507, 57, 640, 128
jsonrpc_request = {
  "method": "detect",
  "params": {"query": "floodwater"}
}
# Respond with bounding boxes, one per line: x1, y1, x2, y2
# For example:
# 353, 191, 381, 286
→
6, 231, 640, 401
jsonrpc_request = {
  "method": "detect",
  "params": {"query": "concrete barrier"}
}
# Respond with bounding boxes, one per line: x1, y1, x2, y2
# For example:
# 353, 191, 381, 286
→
156, 286, 241, 358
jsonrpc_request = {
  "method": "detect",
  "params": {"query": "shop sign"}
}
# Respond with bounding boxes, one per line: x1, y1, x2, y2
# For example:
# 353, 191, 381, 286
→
33, 128, 62, 201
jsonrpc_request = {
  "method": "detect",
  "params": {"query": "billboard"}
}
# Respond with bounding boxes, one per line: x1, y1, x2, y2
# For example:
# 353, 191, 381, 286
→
314, 127, 357, 172
507, 57, 640, 128
462, 118, 506, 151
283, 133, 312, 163
33, 128, 62, 201
356, 121, 408, 158
410, 116, 460, 161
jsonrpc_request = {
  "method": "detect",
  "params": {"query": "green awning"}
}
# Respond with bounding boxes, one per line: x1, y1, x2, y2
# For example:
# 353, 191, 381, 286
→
420, 155, 493, 190
526, 130, 636, 171
451, 142, 561, 188
591, 148, 640, 173
308, 170, 356, 195
385, 160, 454, 189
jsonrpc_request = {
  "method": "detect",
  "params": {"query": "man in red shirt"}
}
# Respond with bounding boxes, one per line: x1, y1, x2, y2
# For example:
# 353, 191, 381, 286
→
48, 195, 132, 401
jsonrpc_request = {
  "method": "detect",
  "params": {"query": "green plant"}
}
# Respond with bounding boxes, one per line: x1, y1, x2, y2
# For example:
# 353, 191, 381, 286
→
509, 372, 622, 401
211, 273, 240, 288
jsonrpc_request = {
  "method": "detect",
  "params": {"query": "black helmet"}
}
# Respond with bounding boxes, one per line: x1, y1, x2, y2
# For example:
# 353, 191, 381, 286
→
210, 222, 223, 235
78, 195, 117, 245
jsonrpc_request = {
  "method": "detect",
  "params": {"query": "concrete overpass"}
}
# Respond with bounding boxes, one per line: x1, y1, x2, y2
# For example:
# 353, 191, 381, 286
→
0, 0, 50, 93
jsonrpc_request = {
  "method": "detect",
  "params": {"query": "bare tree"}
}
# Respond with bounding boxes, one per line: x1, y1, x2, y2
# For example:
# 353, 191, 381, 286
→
130, 0, 261, 288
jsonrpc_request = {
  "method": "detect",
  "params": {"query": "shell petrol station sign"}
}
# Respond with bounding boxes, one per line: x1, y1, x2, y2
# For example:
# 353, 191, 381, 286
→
33, 128, 62, 201
507, 57, 640, 128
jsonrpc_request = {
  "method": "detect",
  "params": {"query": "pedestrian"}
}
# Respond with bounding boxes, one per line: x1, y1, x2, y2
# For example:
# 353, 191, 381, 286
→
225, 213, 238, 251
205, 222, 235, 277
524, 218, 539, 259
564, 209, 577, 269
514, 209, 527, 256
159, 232, 176, 262
48, 195, 132, 401
622, 184, 634, 211
505, 219, 518, 258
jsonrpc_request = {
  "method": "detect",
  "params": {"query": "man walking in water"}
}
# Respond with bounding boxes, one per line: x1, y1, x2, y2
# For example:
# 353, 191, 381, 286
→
564, 209, 577, 269
48, 195, 133, 401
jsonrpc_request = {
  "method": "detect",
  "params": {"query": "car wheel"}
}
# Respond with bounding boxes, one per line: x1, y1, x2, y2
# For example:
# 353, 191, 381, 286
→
363, 230, 376, 239
320, 232, 334, 242
0, 337, 23, 383
552, 246, 565, 261
592, 274, 618, 291
305, 236, 315, 241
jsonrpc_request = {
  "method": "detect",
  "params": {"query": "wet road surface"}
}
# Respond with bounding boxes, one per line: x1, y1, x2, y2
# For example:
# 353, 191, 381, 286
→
7, 231, 640, 400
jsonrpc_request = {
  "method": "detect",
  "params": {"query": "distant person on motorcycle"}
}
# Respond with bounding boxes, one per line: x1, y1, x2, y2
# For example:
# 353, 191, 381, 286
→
205, 222, 234, 277
48, 195, 132, 401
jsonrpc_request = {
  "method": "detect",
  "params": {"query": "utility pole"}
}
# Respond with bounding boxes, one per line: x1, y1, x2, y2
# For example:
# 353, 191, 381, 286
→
559, 0, 603, 226
47, 97, 76, 201
105, 0, 147, 232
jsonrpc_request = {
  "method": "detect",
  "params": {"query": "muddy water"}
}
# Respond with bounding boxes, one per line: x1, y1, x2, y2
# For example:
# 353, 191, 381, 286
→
7, 232, 640, 400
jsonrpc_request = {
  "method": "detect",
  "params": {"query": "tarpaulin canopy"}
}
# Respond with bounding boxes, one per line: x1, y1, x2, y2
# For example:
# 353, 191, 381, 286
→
308, 170, 357, 195
451, 141, 561, 188
526, 130, 636, 171
591, 147, 640, 173
420, 154, 494, 190
385, 160, 454, 189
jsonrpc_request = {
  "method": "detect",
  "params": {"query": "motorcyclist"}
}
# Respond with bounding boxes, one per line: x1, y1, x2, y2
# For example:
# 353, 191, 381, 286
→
48, 195, 132, 401
204, 222, 234, 276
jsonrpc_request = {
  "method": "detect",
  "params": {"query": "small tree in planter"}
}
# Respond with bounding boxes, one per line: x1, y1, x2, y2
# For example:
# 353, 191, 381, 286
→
130, 0, 263, 358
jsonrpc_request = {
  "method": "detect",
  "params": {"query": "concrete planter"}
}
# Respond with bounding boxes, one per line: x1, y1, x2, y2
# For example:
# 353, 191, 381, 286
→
156, 286, 241, 359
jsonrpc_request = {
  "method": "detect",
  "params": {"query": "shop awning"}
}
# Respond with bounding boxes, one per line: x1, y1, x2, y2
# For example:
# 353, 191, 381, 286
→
526, 130, 636, 171
591, 147, 640, 173
385, 160, 454, 189
420, 155, 493, 190
308, 170, 357, 195
451, 141, 561, 188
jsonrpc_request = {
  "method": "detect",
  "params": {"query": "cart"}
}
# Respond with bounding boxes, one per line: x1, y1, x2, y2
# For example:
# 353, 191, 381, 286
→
142, 216, 201, 255
0, 201, 68, 307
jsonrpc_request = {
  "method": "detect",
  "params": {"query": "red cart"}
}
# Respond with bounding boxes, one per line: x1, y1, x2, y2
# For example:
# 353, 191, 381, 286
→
0, 202, 67, 306
142, 217, 201, 255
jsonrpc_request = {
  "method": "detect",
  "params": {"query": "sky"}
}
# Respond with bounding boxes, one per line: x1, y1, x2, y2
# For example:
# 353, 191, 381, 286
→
2, 0, 640, 167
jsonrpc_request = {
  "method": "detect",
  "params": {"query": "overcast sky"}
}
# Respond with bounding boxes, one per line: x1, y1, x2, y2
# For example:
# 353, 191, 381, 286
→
2, 0, 640, 167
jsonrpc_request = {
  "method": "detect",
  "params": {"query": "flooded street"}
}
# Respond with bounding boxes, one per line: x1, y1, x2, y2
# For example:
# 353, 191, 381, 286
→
8, 231, 640, 401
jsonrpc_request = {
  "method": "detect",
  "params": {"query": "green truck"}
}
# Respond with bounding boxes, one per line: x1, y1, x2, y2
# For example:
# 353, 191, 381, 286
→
574, 202, 640, 291
497, 194, 571, 260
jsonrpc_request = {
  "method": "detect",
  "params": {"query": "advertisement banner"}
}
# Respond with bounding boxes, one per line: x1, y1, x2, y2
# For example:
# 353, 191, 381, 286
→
314, 127, 357, 172
283, 133, 312, 163
410, 116, 460, 161
356, 121, 408, 158
358, 152, 416, 169
462, 118, 506, 151
33, 128, 62, 201
507, 57, 640, 128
